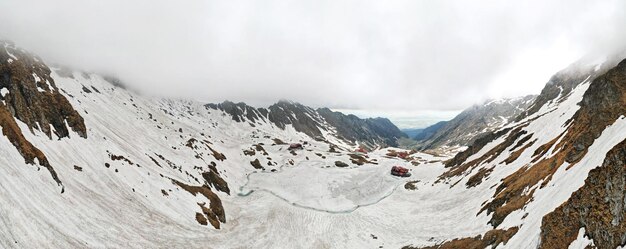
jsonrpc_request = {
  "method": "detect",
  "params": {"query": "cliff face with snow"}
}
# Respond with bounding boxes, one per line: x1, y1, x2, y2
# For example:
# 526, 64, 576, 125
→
1, 41, 626, 249
205, 101, 407, 148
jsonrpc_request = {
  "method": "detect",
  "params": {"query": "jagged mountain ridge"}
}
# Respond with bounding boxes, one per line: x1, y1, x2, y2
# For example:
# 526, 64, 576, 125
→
206, 100, 407, 148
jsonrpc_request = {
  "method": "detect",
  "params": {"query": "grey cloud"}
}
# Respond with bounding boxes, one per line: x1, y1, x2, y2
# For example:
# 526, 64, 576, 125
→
0, 0, 624, 111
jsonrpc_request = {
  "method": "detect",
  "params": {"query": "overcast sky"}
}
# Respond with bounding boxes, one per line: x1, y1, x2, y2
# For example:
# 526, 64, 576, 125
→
1, 0, 625, 113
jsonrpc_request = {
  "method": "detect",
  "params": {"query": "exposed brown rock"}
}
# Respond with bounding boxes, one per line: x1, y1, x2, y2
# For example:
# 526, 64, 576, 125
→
185, 138, 198, 149
502, 139, 537, 165
404, 180, 420, 190
250, 159, 264, 169
0, 42, 86, 139
466, 167, 494, 188
195, 212, 208, 226
0, 102, 62, 189
172, 179, 225, 229
404, 227, 518, 249
0, 42, 88, 190
254, 144, 268, 155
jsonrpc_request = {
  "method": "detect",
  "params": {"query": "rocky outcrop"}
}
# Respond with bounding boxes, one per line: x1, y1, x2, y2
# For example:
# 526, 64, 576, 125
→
0, 41, 87, 190
202, 164, 230, 195
415, 95, 535, 150
540, 139, 626, 249
172, 179, 225, 229
0, 41, 86, 139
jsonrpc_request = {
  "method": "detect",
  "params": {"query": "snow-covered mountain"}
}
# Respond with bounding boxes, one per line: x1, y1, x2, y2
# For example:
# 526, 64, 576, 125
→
205, 101, 407, 148
1, 40, 626, 249
413, 95, 535, 151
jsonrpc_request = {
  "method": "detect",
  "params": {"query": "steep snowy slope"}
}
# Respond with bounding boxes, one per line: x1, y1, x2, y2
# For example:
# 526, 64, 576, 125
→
406, 58, 626, 248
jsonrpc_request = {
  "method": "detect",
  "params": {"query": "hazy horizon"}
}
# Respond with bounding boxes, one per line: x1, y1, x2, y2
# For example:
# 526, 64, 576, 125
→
332, 108, 461, 130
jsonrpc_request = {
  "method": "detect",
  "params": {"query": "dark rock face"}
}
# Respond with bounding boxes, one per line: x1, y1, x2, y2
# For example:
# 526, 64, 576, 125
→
540, 139, 626, 249
0, 41, 86, 139
416, 95, 535, 150
205, 101, 266, 124
267, 100, 325, 138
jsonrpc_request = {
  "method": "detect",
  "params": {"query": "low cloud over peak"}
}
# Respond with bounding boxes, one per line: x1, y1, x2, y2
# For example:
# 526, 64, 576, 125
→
1, 0, 625, 111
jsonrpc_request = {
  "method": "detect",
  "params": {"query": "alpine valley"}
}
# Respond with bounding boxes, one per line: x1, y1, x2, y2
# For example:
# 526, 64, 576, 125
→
1, 40, 626, 249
